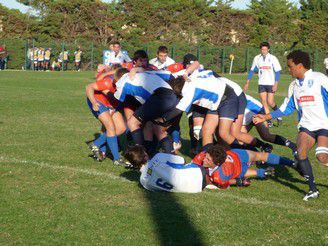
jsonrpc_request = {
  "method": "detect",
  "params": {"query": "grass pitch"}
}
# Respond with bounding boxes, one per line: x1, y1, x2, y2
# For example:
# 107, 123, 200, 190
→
1, 71, 328, 245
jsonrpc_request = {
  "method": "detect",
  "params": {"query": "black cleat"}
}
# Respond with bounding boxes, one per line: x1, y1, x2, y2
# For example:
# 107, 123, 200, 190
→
264, 167, 275, 177
267, 120, 274, 128
276, 117, 283, 126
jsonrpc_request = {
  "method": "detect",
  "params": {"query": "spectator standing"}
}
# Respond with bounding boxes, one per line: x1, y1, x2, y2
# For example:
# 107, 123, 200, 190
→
0, 45, 7, 70
44, 48, 52, 71
74, 47, 82, 71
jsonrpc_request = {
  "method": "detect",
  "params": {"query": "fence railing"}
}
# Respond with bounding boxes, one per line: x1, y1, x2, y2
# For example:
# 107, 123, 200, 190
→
1, 38, 327, 74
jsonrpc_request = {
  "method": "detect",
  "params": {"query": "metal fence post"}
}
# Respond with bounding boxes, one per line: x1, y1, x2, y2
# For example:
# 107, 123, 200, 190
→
91, 42, 94, 70
221, 48, 225, 73
24, 40, 28, 70
61, 42, 64, 71
197, 46, 200, 61
245, 47, 249, 72
171, 45, 175, 60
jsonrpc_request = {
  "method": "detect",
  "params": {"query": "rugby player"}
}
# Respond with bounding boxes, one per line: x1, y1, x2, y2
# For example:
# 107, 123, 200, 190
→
244, 42, 282, 126
149, 46, 175, 70
253, 50, 328, 200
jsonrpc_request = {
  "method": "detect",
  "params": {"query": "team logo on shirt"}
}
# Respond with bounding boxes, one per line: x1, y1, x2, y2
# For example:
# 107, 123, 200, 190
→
307, 80, 314, 88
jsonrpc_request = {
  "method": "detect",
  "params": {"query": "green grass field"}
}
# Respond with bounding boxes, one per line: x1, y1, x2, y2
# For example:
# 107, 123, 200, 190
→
1, 71, 327, 245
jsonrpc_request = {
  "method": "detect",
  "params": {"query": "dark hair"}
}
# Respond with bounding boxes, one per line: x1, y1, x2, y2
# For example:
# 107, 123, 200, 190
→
110, 63, 122, 71
124, 145, 148, 169
157, 46, 168, 54
133, 50, 148, 62
207, 144, 228, 166
287, 50, 311, 69
183, 53, 198, 66
111, 41, 120, 46
168, 76, 186, 97
260, 42, 270, 49
114, 67, 129, 81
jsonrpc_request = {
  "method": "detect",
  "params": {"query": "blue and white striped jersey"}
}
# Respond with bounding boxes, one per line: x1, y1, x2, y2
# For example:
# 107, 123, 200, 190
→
114, 72, 172, 104
140, 153, 204, 193
176, 76, 226, 112
243, 95, 263, 126
271, 69, 328, 131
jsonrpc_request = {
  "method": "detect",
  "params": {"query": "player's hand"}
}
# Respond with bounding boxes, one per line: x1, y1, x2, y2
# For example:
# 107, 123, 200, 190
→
253, 114, 266, 125
244, 81, 250, 91
272, 83, 278, 93
92, 102, 100, 111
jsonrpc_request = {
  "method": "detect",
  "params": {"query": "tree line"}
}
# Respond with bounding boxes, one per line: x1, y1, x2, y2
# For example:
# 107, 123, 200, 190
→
0, 0, 327, 50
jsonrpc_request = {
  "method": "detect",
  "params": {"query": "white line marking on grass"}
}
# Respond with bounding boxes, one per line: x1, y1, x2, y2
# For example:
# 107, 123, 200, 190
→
1, 156, 327, 215
0, 156, 132, 183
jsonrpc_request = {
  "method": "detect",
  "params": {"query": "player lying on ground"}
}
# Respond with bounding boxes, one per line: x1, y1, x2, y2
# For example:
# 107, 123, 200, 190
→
123, 144, 295, 192
253, 50, 328, 201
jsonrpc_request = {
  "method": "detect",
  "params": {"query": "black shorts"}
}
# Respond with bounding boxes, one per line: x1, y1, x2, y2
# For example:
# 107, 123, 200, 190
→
134, 88, 179, 123
191, 105, 208, 119
207, 86, 238, 120
258, 85, 274, 93
123, 95, 142, 111
299, 127, 328, 140
237, 92, 247, 115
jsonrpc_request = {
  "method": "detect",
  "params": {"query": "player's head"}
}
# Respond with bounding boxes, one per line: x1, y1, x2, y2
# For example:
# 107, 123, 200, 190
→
168, 76, 186, 97
157, 46, 169, 63
260, 42, 270, 56
114, 67, 129, 82
287, 50, 311, 78
133, 50, 149, 68
111, 41, 121, 53
124, 145, 149, 169
202, 144, 228, 168
183, 53, 198, 69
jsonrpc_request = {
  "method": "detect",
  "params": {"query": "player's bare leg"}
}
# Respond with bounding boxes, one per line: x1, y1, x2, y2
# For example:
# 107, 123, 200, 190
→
268, 92, 282, 125
259, 91, 273, 127
218, 118, 236, 145
202, 113, 218, 148
316, 136, 328, 166
112, 111, 126, 135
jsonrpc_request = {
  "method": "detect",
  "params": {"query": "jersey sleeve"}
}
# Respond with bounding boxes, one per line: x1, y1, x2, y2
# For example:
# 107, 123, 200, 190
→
96, 78, 116, 92
176, 84, 195, 112
247, 57, 258, 80
122, 51, 132, 62
191, 152, 206, 165
210, 169, 230, 189
167, 63, 184, 73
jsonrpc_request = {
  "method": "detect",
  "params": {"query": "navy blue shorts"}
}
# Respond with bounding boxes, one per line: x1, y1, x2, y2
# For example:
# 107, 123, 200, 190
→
123, 95, 142, 111
258, 85, 274, 93
87, 98, 112, 118
207, 92, 238, 120
191, 105, 208, 119
134, 88, 179, 123
237, 92, 247, 115
299, 127, 328, 140
232, 149, 250, 178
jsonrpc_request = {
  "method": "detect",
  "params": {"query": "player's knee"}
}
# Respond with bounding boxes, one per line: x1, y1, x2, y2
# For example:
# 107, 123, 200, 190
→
219, 130, 231, 142
315, 147, 328, 166
296, 147, 308, 160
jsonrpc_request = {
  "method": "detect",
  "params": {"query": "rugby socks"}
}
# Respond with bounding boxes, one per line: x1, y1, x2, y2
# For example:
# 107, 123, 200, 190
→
144, 140, 156, 157
297, 158, 317, 191
171, 129, 181, 144
254, 138, 266, 148
256, 169, 266, 178
131, 129, 144, 145
274, 135, 297, 152
267, 153, 294, 166
272, 105, 278, 111
94, 133, 107, 147
159, 136, 173, 153
106, 136, 120, 161
99, 144, 107, 153
202, 143, 214, 151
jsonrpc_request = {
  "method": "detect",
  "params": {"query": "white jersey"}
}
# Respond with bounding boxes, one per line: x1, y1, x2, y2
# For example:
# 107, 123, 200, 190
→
114, 72, 172, 104
176, 76, 226, 112
250, 53, 282, 85
149, 56, 175, 70
105, 50, 131, 65
324, 58, 328, 70
140, 153, 204, 193
271, 69, 328, 131
243, 95, 263, 126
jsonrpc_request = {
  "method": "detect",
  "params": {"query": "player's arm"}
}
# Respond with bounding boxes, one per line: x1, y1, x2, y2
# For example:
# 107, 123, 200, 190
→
272, 57, 282, 92
244, 58, 258, 91
86, 82, 101, 111
184, 61, 200, 80
129, 67, 144, 80
96, 69, 115, 81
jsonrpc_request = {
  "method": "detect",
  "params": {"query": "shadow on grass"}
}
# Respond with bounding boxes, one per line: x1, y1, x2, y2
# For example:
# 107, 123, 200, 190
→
121, 170, 205, 245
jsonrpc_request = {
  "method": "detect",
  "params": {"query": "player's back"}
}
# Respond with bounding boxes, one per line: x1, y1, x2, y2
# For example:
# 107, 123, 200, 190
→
140, 153, 204, 193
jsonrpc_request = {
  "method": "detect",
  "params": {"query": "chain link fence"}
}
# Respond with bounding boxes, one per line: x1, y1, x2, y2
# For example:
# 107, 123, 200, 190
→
1, 38, 327, 74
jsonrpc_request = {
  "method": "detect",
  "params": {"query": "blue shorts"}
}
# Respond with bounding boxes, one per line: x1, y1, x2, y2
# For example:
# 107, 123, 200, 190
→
237, 92, 247, 115
299, 127, 328, 141
258, 85, 274, 93
134, 88, 179, 123
87, 98, 111, 118
207, 94, 238, 120
232, 149, 250, 178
